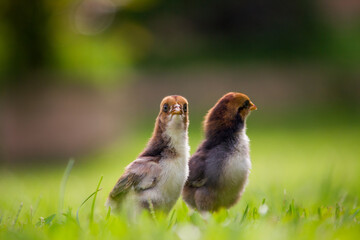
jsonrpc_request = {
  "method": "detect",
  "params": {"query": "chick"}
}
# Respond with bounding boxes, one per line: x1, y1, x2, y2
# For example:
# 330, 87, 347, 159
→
182, 92, 256, 212
106, 95, 190, 213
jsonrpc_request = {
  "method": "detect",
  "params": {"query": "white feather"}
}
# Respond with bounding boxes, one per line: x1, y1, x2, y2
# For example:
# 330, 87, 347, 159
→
138, 115, 190, 211
220, 129, 251, 200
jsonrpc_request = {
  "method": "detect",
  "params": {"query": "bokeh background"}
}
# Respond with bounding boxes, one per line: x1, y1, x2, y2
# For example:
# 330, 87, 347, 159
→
0, 0, 359, 163
0, 0, 359, 237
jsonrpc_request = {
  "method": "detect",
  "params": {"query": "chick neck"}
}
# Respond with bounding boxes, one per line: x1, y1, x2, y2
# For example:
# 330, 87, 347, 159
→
140, 115, 188, 158
204, 114, 246, 149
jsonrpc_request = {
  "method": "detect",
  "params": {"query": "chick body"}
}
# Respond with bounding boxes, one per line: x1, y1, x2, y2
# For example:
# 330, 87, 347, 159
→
138, 115, 189, 212
106, 95, 189, 213
182, 92, 256, 212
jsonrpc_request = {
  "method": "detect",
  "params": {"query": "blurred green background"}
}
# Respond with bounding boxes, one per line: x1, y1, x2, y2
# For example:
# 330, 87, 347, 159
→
0, 0, 359, 239
0, 0, 359, 162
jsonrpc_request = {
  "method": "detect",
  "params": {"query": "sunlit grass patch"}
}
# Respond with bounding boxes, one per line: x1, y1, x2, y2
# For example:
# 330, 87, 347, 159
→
0, 116, 359, 239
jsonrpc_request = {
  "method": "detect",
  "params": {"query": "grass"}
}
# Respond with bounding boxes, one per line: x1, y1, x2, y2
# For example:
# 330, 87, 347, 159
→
0, 110, 359, 240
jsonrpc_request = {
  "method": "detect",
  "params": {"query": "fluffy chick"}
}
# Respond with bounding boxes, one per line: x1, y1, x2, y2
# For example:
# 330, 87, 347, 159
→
106, 95, 190, 213
182, 92, 256, 212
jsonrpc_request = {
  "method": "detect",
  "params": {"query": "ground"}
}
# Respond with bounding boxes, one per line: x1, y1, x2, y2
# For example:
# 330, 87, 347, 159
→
0, 109, 359, 240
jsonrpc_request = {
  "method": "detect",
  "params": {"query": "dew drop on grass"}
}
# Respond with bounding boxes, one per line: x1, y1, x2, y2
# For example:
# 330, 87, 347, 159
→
259, 204, 269, 216
176, 224, 201, 240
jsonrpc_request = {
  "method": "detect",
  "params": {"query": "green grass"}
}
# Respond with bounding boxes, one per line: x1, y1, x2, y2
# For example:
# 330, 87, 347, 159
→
0, 111, 359, 240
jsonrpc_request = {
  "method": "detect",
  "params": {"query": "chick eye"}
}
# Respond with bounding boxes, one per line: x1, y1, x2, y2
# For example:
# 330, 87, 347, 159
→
243, 100, 250, 108
163, 103, 169, 112
238, 100, 250, 112
183, 104, 187, 112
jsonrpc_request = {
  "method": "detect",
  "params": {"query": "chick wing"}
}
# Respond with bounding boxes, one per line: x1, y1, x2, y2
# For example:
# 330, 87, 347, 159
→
109, 156, 161, 200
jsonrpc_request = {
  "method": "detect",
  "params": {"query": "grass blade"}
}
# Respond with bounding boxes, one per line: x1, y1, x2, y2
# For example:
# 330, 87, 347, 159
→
351, 209, 359, 219
240, 204, 249, 223
106, 207, 111, 221
36, 214, 57, 227
13, 202, 23, 226
58, 159, 75, 216
335, 203, 340, 220
30, 196, 42, 224
90, 176, 103, 224
44, 214, 56, 225
76, 188, 103, 226
167, 209, 176, 229
318, 207, 322, 220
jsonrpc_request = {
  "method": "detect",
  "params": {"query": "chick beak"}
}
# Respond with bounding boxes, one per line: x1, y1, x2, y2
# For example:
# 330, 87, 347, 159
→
250, 102, 257, 111
171, 104, 182, 115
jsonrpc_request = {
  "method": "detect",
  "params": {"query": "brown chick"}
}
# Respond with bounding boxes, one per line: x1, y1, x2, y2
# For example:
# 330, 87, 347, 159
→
182, 92, 256, 212
106, 95, 190, 213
